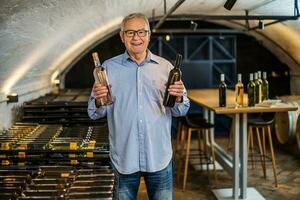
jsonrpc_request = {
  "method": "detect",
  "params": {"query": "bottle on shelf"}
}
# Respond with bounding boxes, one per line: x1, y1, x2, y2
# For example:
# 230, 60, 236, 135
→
262, 71, 269, 101
247, 73, 256, 107
92, 52, 113, 106
163, 53, 183, 107
254, 72, 262, 104
219, 74, 227, 107
235, 73, 244, 107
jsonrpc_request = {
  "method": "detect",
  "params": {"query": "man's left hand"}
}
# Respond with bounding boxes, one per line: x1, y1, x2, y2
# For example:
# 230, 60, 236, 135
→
168, 80, 185, 103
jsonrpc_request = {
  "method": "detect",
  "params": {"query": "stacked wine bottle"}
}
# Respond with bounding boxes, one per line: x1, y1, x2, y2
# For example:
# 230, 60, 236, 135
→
218, 71, 269, 107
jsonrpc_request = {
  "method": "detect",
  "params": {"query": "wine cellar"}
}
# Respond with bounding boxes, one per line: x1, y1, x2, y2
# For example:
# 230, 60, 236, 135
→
1, 1, 300, 200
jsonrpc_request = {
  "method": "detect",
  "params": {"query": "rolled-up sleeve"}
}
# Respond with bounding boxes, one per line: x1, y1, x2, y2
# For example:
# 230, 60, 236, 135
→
87, 94, 107, 120
170, 88, 190, 117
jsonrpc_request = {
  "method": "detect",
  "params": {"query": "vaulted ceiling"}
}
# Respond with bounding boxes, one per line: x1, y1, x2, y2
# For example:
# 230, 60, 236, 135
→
0, 0, 300, 102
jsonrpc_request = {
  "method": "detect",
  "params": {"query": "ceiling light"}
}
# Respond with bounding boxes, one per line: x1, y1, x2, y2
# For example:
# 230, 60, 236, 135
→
165, 34, 171, 42
190, 21, 198, 31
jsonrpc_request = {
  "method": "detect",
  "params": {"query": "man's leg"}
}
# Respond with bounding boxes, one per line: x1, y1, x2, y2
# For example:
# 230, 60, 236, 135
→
113, 168, 141, 200
143, 160, 173, 200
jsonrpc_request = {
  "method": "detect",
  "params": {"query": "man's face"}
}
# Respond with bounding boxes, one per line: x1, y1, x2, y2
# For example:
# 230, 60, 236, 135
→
120, 17, 150, 57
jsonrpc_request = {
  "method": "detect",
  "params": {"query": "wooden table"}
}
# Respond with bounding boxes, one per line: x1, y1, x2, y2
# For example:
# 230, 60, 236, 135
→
188, 89, 297, 200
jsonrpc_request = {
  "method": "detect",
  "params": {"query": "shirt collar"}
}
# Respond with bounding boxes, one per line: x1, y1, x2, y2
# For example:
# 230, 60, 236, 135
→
122, 50, 160, 65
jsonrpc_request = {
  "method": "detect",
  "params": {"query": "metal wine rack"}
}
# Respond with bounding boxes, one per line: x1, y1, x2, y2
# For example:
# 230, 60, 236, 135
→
0, 89, 115, 199
21, 89, 104, 125
0, 165, 114, 200
0, 123, 110, 166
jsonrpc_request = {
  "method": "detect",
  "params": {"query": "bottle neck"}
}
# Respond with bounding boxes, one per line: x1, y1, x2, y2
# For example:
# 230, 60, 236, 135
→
174, 54, 183, 69
263, 72, 267, 80
220, 74, 225, 82
257, 71, 261, 79
249, 73, 253, 81
92, 52, 101, 68
174, 65, 180, 69
237, 74, 242, 82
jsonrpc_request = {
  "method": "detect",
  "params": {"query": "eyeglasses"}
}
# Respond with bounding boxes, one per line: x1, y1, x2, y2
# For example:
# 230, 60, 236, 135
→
123, 29, 149, 37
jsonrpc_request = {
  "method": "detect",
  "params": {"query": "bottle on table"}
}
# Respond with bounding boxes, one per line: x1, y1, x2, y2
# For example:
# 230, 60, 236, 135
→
257, 71, 263, 85
163, 53, 183, 107
247, 73, 256, 107
92, 52, 113, 106
254, 72, 262, 104
262, 71, 269, 101
235, 73, 244, 107
219, 74, 227, 107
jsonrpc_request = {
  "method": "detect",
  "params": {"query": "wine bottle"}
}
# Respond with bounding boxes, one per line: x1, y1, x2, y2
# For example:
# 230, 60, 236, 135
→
247, 73, 256, 107
254, 72, 262, 104
257, 71, 263, 84
163, 54, 183, 107
92, 52, 113, 106
262, 72, 269, 101
219, 74, 227, 107
235, 74, 244, 107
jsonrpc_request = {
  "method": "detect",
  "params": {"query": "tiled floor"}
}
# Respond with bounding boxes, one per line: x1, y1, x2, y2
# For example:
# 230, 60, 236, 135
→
137, 137, 300, 200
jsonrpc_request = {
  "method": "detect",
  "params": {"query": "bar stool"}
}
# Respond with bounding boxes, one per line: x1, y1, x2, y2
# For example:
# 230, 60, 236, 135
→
247, 113, 278, 187
175, 114, 216, 191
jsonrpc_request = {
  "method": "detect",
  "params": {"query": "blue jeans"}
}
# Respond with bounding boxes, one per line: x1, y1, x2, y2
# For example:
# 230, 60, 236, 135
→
113, 161, 173, 200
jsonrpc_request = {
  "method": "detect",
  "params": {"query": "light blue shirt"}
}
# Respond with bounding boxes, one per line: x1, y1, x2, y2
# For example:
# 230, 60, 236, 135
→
87, 51, 190, 174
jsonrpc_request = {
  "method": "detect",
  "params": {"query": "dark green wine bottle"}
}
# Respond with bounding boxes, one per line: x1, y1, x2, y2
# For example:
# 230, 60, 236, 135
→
163, 54, 183, 107
219, 74, 227, 107
262, 72, 269, 101
247, 73, 256, 107
254, 72, 262, 104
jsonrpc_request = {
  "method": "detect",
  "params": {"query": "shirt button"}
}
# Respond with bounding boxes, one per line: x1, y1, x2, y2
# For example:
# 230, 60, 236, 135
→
140, 120, 143, 123
139, 105, 142, 109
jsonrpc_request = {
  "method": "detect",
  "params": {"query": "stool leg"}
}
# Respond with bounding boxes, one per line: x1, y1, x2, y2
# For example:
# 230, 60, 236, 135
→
255, 127, 266, 178
248, 126, 254, 169
202, 130, 211, 185
208, 130, 217, 183
250, 127, 254, 168
203, 130, 210, 174
198, 130, 203, 171
183, 128, 192, 191
227, 122, 234, 151
262, 127, 267, 178
267, 125, 278, 187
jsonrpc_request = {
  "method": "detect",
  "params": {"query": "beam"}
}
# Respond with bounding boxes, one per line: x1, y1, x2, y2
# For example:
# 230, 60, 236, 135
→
248, 19, 287, 31
152, 0, 185, 32
166, 14, 299, 21
153, 28, 243, 34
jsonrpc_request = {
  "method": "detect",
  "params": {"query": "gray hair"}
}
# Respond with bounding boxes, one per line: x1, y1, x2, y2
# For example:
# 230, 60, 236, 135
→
120, 13, 150, 31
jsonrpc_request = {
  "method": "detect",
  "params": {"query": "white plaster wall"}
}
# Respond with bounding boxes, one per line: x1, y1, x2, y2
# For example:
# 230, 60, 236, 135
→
0, 0, 300, 129
0, 0, 164, 129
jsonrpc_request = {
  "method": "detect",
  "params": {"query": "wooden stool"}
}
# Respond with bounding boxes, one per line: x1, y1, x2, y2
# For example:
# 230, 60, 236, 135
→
175, 114, 216, 191
247, 113, 278, 187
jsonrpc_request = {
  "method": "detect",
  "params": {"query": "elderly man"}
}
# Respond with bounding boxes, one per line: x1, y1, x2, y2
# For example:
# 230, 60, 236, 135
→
88, 13, 190, 200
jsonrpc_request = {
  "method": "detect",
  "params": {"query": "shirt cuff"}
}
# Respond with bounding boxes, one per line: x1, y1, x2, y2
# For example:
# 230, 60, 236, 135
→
174, 95, 189, 108
90, 97, 106, 113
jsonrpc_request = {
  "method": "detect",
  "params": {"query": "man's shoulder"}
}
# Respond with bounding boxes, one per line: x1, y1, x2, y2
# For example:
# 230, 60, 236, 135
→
103, 54, 124, 65
150, 53, 173, 67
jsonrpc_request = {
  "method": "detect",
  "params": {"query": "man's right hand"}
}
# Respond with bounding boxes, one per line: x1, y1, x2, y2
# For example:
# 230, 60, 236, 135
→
93, 83, 109, 107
